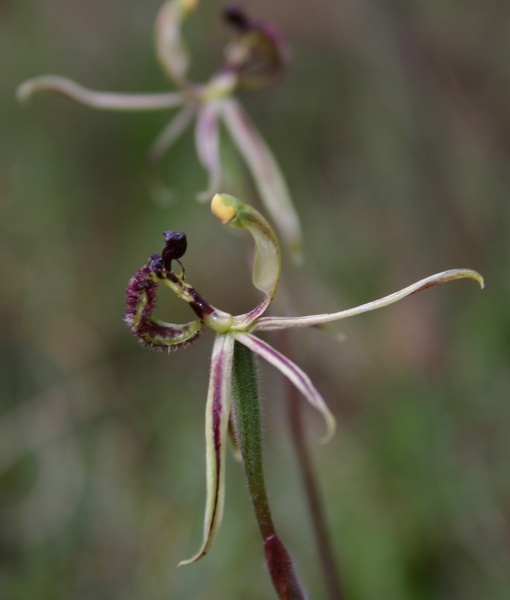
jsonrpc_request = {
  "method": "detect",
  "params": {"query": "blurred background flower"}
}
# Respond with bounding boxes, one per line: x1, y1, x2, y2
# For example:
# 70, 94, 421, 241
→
1, 1, 508, 599
17, 1, 303, 261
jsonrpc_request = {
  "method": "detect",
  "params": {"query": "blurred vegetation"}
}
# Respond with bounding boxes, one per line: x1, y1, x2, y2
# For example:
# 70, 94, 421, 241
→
1, 1, 509, 598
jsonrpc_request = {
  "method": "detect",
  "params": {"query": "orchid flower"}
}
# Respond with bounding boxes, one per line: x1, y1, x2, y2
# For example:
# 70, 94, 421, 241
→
17, 1, 302, 260
125, 192, 484, 566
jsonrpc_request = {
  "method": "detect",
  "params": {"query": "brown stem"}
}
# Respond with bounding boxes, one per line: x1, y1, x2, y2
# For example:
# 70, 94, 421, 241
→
279, 331, 347, 600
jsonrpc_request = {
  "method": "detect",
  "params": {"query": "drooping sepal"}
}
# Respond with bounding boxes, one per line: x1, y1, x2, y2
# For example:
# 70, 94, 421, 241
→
179, 334, 234, 565
234, 333, 336, 444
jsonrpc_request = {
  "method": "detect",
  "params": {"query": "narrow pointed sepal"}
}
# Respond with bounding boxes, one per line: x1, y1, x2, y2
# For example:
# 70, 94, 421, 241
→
17, 76, 185, 111
221, 98, 302, 262
178, 334, 235, 565
255, 269, 485, 331
234, 333, 335, 444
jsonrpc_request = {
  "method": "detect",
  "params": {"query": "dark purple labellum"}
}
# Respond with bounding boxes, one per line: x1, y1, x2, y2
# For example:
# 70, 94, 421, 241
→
125, 259, 203, 352
162, 231, 187, 272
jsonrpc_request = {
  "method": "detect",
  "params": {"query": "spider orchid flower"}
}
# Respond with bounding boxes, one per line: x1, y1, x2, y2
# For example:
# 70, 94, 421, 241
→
125, 192, 484, 566
17, 1, 302, 260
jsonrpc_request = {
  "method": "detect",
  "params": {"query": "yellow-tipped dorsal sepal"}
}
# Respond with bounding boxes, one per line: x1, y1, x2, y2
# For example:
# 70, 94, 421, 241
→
211, 194, 281, 307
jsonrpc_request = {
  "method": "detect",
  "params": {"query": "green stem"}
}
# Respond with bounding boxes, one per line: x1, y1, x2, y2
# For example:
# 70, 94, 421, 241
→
232, 340, 306, 600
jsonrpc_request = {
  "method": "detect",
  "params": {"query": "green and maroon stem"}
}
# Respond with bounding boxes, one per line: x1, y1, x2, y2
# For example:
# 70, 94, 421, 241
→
232, 340, 307, 600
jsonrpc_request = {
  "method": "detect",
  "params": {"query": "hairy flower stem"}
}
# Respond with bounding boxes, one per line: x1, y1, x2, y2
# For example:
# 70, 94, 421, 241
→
279, 331, 346, 600
232, 341, 306, 600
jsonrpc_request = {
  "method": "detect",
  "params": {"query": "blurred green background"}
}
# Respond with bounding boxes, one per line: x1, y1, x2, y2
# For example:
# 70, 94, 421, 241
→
1, 1, 509, 598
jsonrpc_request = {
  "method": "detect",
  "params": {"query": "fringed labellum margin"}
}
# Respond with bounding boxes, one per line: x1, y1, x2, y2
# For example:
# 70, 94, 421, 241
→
125, 260, 203, 351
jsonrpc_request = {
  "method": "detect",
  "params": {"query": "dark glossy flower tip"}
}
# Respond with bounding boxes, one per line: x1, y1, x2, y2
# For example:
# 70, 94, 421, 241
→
162, 230, 187, 272
223, 5, 252, 31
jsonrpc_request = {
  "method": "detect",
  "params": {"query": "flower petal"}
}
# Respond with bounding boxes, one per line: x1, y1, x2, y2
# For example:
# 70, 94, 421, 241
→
255, 269, 485, 331
195, 102, 222, 201
234, 333, 335, 444
17, 76, 185, 111
211, 194, 281, 324
155, 0, 198, 88
221, 98, 303, 262
146, 104, 197, 204
179, 333, 234, 565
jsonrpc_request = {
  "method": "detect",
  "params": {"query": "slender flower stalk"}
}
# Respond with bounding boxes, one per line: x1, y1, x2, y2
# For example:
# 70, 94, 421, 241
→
17, 1, 302, 260
124, 192, 483, 577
